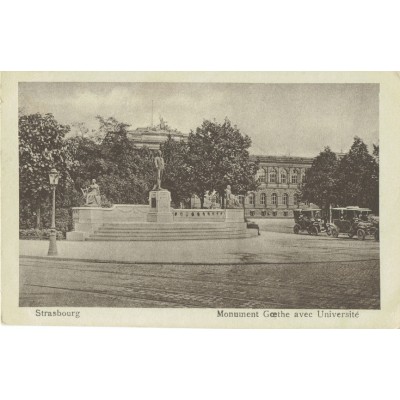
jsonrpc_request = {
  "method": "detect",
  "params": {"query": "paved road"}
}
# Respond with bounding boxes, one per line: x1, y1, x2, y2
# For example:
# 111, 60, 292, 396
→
19, 220, 379, 309
19, 257, 379, 309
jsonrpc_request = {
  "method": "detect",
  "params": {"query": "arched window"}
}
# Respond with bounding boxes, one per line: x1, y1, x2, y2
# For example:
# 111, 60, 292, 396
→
283, 193, 289, 206
272, 193, 277, 205
293, 193, 299, 206
260, 193, 266, 205
248, 193, 255, 205
269, 169, 277, 183
280, 170, 287, 184
291, 170, 298, 184
256, 168, 266, 183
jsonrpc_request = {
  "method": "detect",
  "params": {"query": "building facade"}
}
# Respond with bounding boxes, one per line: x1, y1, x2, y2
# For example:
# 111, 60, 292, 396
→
243, 155, 314, 218
127, 116, 187, 150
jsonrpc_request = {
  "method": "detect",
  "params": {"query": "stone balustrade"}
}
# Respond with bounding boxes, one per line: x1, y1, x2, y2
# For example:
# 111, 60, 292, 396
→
173, 209, 226, 222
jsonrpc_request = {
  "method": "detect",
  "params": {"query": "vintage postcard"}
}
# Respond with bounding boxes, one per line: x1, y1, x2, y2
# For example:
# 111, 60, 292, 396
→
1, 71, 399, 327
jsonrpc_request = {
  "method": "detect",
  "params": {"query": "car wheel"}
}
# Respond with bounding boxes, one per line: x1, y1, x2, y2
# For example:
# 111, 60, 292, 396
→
326, 227, 332, 236
331, 228, 339, 238
311, 226, 318, 236
374, 230, 379, 242
357, 229, 366, 241
293, 224, 300, 234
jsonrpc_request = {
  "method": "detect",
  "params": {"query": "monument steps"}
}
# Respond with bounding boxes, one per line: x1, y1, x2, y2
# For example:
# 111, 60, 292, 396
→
90, 229, 248, 238
86, 232, 256, 241
100, 222, 243, 230
85, 221, 257, 241
97, 225, 246, 233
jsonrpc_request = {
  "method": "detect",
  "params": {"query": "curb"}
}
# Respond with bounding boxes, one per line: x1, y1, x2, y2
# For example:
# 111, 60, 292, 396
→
19, 255, 380, 266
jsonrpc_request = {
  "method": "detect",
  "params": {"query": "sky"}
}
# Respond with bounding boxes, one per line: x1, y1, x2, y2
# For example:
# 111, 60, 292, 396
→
19, 82, 379, 157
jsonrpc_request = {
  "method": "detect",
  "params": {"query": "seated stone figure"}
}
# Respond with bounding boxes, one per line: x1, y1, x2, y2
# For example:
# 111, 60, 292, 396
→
83, 179, 101, 207
225, 185, 241, 208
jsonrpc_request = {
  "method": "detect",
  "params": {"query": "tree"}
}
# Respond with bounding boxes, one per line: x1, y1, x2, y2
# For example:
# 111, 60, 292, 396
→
67, 116, 155, 205
187, 118, 257, 208
336, 137, 379, 213
301, 147, 339, 212
19, 113, 72, 228
160, 136, 192, 206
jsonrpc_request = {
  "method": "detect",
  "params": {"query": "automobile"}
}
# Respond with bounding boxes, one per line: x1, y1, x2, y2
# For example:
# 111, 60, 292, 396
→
326, 206, 379, 241
293, 208, 325, 236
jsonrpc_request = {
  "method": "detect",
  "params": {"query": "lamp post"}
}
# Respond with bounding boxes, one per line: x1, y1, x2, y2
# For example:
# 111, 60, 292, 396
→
48, 168, 59, 256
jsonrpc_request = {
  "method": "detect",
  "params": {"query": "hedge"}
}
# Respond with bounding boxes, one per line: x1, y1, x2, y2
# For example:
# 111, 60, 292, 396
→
19, 228, 64, 240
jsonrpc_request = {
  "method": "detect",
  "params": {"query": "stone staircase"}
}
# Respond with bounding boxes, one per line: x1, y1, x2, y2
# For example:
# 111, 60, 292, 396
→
85, 222, 258, 241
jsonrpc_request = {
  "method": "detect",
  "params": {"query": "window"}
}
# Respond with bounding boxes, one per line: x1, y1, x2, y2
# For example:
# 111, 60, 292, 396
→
250, 210, 255, 216
257, 168, 266, 183
293, 193, 299, 206
291, 171, 298, 184
248, 194, 255, 205
272, 210, 277, 217
280, 171, 287, 184
272, 193, 277, 205
269, 169, 277, 183
302, 174, 306, 183
283, 193, 289, 206
283, 211, 288, 217
261, 211, 266, 217
260, 193, 266, 205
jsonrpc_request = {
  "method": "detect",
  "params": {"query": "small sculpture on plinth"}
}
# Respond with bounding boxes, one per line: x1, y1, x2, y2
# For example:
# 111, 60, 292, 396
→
153, 150, 165, 190
225, 185, 241, 209
82, 179, 101, 207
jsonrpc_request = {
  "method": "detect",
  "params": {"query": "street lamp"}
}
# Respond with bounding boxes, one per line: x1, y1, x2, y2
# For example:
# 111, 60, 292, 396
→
48, 168, 59, 256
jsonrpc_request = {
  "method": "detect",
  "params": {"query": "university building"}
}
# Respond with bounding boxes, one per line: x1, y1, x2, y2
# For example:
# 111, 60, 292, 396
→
127, 116, 187, 150
243, 155, 314, 218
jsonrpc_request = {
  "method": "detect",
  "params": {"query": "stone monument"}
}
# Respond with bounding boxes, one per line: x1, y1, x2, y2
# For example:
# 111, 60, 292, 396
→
225, 185, 241, 208
83, 179, 101, 207
147, 150, 173, 223
153, 150, 164, 190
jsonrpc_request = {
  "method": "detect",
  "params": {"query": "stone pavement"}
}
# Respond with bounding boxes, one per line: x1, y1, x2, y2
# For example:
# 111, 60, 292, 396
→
20, 227, 379, 264
19, 257, 380, 309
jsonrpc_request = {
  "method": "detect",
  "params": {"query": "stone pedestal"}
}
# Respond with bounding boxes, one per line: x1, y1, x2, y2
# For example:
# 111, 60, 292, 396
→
147, 190, 173, 223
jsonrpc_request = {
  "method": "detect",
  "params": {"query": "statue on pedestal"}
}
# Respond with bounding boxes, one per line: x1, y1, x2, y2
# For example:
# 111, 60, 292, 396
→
225, 185, 241, 208
153, 150, 165, 190
82, 179, 101, 206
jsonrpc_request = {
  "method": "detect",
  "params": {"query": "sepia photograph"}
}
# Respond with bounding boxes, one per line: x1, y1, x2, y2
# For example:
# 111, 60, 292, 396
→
16, 79, 380, 311
2, 4, 400, 400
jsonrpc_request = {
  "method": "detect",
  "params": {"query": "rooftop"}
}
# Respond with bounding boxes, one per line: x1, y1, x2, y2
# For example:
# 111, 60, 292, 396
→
250, 155, 314, 164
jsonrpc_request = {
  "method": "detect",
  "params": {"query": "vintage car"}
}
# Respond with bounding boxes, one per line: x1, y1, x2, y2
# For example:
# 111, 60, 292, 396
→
293, 208, 325, 235
326, 207, 379, 241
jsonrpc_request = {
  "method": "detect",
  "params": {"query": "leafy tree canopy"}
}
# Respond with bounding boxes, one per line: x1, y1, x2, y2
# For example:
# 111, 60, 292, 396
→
187, 118, 257, 207
301, 147, 339, 210
301, 137, 379, 214
19, 113, 73, 225
160, 136, 193, 206
336, 137, 378, 211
